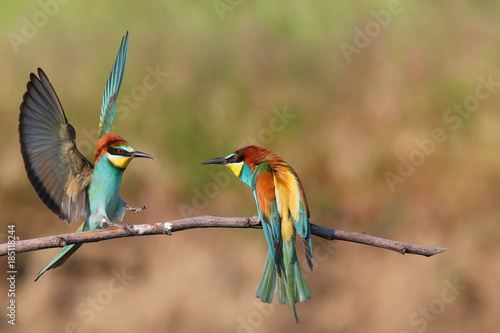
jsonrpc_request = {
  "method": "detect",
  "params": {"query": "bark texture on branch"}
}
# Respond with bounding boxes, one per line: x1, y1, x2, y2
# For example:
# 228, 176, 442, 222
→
0, 215, 448, 257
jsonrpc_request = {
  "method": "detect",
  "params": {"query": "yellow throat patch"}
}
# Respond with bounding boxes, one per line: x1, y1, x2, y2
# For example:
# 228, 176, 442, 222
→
107, 153, 133, 169
226, 161, 244, 177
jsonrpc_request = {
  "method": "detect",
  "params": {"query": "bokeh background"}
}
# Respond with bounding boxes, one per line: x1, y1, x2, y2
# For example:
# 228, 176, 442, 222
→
1, 1, 500, 332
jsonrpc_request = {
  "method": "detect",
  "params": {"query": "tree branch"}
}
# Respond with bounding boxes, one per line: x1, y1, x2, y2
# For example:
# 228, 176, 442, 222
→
0, 215, 447, 257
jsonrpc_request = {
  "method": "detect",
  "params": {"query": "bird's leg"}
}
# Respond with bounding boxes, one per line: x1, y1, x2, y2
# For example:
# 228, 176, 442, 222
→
103, 216, 132, 234
103, 215, 119, 228
125, 203, 147, 215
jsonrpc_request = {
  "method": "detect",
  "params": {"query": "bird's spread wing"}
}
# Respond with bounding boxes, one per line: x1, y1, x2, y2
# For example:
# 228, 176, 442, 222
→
97, 32, 129, 140
19, 68, 93, 225
252, 163, 283, 272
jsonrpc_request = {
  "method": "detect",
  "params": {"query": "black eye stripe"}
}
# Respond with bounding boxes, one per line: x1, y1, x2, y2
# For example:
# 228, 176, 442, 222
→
226, 154, 243, 163
108, 147, 132, 156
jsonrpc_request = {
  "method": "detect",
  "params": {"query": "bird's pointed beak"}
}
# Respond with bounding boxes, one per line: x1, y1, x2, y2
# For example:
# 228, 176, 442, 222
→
133, 151, 156, 160
201, 157, 226, 165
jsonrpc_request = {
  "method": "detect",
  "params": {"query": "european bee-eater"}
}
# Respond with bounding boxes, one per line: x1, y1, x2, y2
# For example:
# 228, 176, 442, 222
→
19, 32, 155, 281
202, 145, 313, 323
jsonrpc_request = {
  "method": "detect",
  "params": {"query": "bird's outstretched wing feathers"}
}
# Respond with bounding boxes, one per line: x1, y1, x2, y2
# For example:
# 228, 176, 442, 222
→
97, 32, 129, 140
19, 68, 93, 225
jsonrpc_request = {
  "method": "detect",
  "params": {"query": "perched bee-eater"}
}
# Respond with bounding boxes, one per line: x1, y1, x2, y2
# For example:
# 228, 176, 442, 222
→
19, 32, 155, 281
202, 145, 313, 323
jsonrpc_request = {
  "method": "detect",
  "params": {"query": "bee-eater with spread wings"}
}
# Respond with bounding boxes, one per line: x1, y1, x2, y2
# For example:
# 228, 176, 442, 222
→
202, 145, 313, 323
19, 32, 155, 281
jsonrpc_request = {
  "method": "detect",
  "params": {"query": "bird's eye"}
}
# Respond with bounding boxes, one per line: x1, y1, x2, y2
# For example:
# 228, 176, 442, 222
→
117, 149, 123, 154
232, 155, 238, 161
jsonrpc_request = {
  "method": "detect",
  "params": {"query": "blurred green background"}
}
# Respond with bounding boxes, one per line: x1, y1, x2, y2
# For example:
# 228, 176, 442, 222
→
1, 0, 500, 332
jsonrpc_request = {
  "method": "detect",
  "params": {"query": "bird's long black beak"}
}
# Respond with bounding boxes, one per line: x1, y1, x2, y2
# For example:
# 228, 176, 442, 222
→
201, 157, 226, 165
134, 151, 156, 160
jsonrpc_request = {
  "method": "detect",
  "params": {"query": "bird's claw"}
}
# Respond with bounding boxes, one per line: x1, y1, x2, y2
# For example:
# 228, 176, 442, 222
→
106, 221, 132, 233
106, 220, 120, 228
126, 204, 147, 215
123, 224, 133, 233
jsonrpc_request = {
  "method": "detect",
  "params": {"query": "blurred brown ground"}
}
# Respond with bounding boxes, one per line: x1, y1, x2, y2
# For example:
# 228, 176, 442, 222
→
1, 1, 500, 332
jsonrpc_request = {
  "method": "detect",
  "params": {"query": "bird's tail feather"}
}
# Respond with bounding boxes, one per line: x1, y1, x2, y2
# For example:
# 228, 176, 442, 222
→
255, 237, 311, 323
282, 236, 310, 323
35, 222, 86, 281
255, 251, 277, 303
